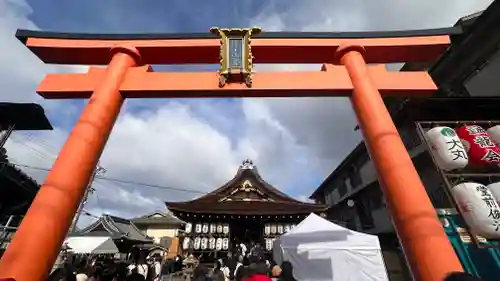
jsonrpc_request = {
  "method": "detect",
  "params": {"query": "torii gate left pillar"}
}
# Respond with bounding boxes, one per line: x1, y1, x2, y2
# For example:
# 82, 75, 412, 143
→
0, 29, 463, 281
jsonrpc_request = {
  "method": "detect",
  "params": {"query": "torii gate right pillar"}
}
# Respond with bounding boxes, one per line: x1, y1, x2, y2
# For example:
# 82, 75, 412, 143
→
339, 44, 463, 281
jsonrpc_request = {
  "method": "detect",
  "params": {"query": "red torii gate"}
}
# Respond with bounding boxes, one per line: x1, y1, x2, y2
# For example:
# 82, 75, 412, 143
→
0, 28, 463, 281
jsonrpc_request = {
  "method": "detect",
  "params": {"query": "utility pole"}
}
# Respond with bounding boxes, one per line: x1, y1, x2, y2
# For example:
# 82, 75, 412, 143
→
69, 164, 106, 234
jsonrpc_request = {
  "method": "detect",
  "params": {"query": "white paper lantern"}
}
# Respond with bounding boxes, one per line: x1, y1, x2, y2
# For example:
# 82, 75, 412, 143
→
202, 223, 209, 233
488, 182, 500, 206
487, 125, 500, 147
195, 223, 202, 233
194, 237, 201, 250
270, 224, 277, 234
284, 224, 291, 233
216, 224, 223, 233
426, 126, 468, 171
185, 223, 192, 234
182, 237, 191, 250
290, 224, 296, 229
265, 238, 273, 251
222, 238, 229, 250
209, 237, 216, 249
215, 238, 223, 251
201, 237, 208, 250
223, 224, 230, 235
452, 182, 500, 239
277, 224, 284, 234
264, 224, 271, 235
210, 224, 217, 233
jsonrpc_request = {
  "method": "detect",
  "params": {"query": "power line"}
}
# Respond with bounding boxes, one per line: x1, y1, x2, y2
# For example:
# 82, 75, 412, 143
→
4, 161, 208, 195
2, 161, 318, 205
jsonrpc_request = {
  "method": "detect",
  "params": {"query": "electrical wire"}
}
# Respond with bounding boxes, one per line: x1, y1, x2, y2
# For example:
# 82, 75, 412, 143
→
2, 161, 319, 205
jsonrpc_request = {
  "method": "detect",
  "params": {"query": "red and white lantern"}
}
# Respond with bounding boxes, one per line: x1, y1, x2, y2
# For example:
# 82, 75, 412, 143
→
457, 125, 500, 165
452, 182, 500, 239
426, 126, 468, 171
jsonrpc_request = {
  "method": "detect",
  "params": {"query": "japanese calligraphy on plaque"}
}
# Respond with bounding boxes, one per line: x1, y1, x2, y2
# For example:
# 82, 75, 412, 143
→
210, 27, 261, 87
452, 182, 500, 239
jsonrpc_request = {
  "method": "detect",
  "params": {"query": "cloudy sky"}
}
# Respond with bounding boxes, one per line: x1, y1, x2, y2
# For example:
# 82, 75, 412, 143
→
0, 0, 492, 227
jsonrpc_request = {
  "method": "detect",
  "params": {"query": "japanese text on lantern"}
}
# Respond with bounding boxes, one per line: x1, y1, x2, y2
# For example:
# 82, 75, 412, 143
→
477, 184, 500, 231
444, 128, 467, 161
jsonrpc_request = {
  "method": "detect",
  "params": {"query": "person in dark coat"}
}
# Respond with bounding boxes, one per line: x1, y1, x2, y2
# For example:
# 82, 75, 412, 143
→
277, 262, 296, 281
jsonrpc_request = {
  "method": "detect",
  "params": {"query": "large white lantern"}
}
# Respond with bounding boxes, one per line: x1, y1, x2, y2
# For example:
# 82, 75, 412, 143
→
277, 224, 284, 234
264, 224, 270, 235
487, 182, 500, 206
193, 237, 201, 250
452, 182, 500, 239
195, 223, 202, 233
201, 237, 208, 250
185, 223, 192, 234
182, 237, 191, 250
202, 223, 209, 234
487, 125, 500, 147
216, 224, 223, 233
215, 238, 223, 251
265, 238, 273, 251
222, 238, 229, 250
426, 126, 468, 171
209, 237, 216, 249
223, 224, 230, 235
270, 224, 277, 234
210, 223, 217, 233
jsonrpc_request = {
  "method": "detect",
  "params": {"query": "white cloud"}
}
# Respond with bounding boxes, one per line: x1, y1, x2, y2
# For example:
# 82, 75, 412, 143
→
0, 0, 494, 228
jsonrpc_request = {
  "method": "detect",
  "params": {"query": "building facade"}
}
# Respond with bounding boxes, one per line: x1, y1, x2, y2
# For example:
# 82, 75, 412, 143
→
310, 3, 500, 280
167, 159, 328, 261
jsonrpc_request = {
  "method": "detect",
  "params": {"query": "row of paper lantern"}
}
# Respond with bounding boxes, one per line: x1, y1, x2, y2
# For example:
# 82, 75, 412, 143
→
185, 223, 230, 234
426, 125, 500, 171
182, 237, 230, 251
263, 224, 296, 235
264, 238, 276, 251
452, 182, 500, 239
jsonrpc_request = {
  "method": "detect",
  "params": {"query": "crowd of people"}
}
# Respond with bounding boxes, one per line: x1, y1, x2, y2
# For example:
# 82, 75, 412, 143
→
45, 242, 486, 281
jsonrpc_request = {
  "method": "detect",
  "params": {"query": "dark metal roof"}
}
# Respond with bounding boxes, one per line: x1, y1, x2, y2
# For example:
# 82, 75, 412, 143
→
15, 27, 462, 44
0, 103, 52, 130
166, 161, 327, 215
131, 211, 184, 226
75, 214, 152, 243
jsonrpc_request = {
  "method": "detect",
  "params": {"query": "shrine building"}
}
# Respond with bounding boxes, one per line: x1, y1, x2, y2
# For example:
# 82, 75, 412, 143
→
166, 159, 328, 259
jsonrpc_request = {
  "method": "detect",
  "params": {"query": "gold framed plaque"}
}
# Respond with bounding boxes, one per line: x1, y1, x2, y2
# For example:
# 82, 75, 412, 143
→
210, 27, 261, 87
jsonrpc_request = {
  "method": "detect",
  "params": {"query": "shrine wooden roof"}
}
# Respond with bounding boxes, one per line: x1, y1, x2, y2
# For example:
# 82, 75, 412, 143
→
165, 159, 328, 215
131, 211, 185, 226
74, 214, 152, 243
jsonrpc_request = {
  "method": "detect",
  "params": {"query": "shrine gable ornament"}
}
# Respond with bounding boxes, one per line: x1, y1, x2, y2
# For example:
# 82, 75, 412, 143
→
210, 27, 261, 88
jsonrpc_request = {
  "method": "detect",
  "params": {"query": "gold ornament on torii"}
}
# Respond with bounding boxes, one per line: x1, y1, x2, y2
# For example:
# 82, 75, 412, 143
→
210, 27, 261, 88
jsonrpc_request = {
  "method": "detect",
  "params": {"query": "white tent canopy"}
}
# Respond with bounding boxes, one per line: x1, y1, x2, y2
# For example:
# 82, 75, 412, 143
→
65, 236, 120, 254
273, 213, 389, 281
